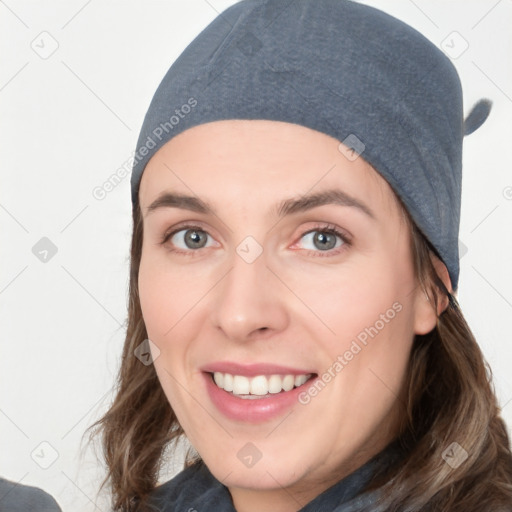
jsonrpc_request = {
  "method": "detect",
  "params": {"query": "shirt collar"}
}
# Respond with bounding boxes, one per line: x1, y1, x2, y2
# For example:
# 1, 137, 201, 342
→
148, 438, 406, 511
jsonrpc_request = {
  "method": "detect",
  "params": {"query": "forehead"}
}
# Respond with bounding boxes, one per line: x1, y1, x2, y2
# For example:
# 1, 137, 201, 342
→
138, 119, 398, 215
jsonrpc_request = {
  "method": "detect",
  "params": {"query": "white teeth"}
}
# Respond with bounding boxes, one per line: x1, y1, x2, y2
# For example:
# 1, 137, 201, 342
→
268, 375, 283, 394
233, 375, 250, 395
282, 375, 295, 391
213, 372, 224, 388
250, 375, 269, 396
295, 374, 308, 387
223, 373, 233, 392
212, 372, 312, 397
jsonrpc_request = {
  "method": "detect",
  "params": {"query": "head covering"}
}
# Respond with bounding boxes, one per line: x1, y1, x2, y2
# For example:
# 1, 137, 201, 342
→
130, 0, 491, 292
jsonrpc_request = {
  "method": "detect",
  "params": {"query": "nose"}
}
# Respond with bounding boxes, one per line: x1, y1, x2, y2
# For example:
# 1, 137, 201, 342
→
210, 244, 289, 343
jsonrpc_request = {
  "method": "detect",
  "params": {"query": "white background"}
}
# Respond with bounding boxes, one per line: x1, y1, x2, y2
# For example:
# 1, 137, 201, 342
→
1, 1, 511, 510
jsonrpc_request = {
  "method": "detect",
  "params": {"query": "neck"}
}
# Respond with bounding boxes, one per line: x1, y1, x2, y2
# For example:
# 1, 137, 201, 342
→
228, 432, 398, 512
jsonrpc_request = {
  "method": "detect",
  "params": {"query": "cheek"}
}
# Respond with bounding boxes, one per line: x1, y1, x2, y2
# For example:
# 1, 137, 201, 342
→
138, 255, 205, 426
138, 250, 208, 341
287, 257, 411, 350
285, 239, 416, 408
138, 260, 170, 340
327, 266, 415, 425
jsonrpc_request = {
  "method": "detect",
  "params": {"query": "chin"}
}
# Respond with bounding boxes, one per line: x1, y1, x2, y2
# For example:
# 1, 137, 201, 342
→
197, 440, 313, 490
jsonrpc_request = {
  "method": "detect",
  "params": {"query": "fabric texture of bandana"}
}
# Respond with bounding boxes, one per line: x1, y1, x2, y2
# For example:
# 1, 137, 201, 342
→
130, 0, 491, 291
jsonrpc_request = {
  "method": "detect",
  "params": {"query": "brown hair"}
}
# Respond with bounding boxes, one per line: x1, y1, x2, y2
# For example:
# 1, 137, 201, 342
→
86, 198, 512, 511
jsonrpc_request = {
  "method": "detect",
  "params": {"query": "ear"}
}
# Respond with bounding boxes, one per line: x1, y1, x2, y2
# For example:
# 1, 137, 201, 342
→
413, 253, 452, 335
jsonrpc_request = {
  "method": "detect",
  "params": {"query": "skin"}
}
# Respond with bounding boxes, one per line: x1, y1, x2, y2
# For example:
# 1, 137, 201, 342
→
137, 119, 450, 512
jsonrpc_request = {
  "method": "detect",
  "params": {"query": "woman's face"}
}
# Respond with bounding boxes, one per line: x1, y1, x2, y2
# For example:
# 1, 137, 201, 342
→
138, 119, 436, 507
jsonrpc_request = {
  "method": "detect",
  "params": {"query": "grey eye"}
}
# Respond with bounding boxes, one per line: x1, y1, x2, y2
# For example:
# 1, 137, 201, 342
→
300, 231, 343, 251
171, 229, 211, 250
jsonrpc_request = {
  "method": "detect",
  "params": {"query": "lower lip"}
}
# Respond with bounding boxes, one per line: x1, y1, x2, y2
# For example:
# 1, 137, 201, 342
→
203, 372, 315, 423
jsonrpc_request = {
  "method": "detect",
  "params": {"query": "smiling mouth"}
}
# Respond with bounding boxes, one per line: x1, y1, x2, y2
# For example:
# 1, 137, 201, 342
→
210, 371, 316, 399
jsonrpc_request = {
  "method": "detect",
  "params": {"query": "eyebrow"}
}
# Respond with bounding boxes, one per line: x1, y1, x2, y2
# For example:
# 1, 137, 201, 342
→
144, 188, 375, 220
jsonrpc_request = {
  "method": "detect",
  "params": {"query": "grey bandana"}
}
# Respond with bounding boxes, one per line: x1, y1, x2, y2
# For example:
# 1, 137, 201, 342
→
130, 0, 491, 291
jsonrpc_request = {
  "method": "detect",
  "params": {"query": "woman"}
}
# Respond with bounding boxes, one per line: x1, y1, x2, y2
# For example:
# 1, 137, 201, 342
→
89, 0, 512, 510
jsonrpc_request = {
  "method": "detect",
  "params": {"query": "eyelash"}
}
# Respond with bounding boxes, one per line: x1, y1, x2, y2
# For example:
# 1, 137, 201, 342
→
159, 223, 352, 258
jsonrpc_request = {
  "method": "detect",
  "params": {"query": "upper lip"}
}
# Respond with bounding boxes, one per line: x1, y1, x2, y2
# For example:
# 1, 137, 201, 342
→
201, 361, 316, 377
